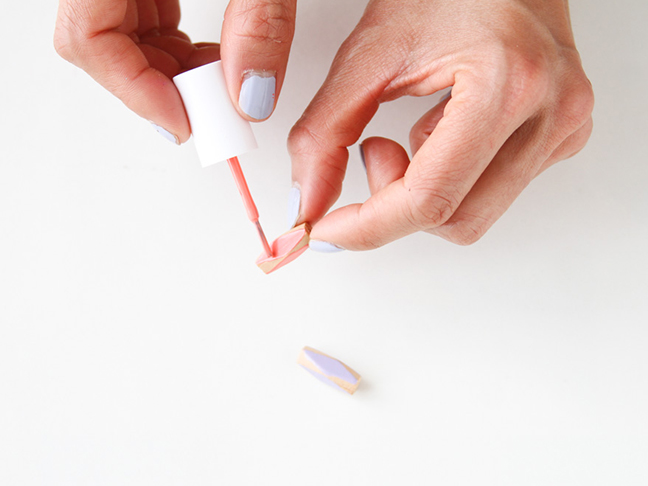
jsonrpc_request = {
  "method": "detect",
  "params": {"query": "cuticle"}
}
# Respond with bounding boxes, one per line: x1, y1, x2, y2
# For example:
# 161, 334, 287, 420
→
242, 69, 277, 80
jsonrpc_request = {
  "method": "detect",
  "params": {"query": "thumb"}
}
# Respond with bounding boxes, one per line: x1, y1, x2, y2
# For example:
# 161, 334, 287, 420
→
221, 0, 297, 121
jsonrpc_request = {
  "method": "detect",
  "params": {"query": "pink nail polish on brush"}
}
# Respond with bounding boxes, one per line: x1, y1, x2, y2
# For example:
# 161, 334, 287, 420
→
174, 61, 306, 272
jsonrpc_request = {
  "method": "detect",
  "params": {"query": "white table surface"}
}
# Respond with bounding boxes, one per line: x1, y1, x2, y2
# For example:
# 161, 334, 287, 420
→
1, 0, 647, 484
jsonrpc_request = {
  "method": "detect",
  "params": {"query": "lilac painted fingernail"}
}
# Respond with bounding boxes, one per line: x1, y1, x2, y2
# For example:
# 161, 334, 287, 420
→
151, 123, 179, 144
297, 346, 361, 395
309, 240, 345, 253
239, 70, 276, 120
287, 183, 301, 229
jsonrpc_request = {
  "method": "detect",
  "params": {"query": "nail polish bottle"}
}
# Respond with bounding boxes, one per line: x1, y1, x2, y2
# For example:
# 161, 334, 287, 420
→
175, 61, 275, 257
173, 61, 312, 273
173, 61, 258, 167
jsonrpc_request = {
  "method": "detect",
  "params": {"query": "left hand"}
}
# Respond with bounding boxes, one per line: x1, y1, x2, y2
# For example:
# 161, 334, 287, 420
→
54, 0, 297, 142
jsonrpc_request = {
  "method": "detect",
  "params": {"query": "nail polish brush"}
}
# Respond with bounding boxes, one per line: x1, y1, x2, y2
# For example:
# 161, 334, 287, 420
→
227, 156, 272, 257
173, 61, 272, 257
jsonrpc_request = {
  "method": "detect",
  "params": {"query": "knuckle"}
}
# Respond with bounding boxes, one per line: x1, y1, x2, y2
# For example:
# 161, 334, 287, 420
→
287, 122, 345, 200
53, 5, 88, 62
560, 76, 595, 131
443, 216, 491, 246
53, 19, 75, 60
503, 51, 551, 111
467, 43, 551, 118
356, 235, 383, 251
406, 185, 459, 229
354, 218, 384, 250
53, 28, 72, 60
287, 122, 324, 157
226, 1, 295, 45
554, 117, 594, 161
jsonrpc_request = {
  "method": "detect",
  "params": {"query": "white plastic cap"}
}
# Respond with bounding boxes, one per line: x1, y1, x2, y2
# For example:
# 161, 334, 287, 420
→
173, 61, 257, 167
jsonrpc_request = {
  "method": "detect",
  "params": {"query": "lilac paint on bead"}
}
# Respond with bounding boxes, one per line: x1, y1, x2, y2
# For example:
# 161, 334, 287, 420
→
303, 349, 358, 385
299, 365, 345, 391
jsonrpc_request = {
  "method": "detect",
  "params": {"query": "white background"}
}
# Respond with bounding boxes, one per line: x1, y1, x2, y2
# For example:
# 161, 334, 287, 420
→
1, 0, 647, 484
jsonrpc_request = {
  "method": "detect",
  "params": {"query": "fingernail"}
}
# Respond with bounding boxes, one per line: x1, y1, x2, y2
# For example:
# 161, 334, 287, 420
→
440, 88, 452, 103
287, 183, 301, 228
309, 240, 345, 253
239, 71, 276, 120
359, 144, 366, 171
151, 123, 179, 144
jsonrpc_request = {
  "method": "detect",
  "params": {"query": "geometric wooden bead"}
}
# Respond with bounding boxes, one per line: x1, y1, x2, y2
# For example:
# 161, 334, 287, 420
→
297, 346, 361, 395
256, 223, 311, 274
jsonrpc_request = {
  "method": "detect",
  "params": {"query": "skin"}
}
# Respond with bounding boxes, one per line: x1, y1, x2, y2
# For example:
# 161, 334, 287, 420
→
54, 0, 594, 249
54, 0, 297, 141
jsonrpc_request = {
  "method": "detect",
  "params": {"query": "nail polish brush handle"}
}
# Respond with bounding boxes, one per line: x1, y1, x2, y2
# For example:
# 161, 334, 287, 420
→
227, 157, 272, 257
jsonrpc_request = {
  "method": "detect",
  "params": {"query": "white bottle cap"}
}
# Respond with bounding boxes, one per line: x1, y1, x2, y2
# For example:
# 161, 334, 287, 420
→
173, 61, 258, 167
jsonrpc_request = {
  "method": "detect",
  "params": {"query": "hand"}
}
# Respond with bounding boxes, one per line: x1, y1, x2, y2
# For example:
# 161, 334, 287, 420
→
288, 0, 594, 250
54, 0, 297, 143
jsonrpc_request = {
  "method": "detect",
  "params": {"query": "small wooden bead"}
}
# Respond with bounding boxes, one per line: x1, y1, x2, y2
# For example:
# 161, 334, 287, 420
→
256, 223, 311, 274
297, 346, 361, 395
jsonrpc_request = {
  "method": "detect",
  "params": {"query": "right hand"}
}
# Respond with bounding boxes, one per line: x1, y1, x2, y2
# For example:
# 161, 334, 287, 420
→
287, 0, 594, 251
54, 0, 297, 143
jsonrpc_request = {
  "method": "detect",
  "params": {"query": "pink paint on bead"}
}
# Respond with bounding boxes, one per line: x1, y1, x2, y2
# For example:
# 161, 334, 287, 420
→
256, 224, 311, 274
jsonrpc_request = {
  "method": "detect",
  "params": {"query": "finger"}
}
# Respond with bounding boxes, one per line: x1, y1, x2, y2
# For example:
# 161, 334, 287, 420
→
135, 0, 160, 36
430, 83, 595, 245
361, 137, 410, 195
409, 91, 451, 156
418, 113, 592, 246
138, 43, 181, 78
140, 35, 220, 71
55, 0, 190, 142
154, 0, 181, 30
426, 116, 552, 245
287, 35, 400, 224
221, 0, 297, 121
309, 75, 541, 250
